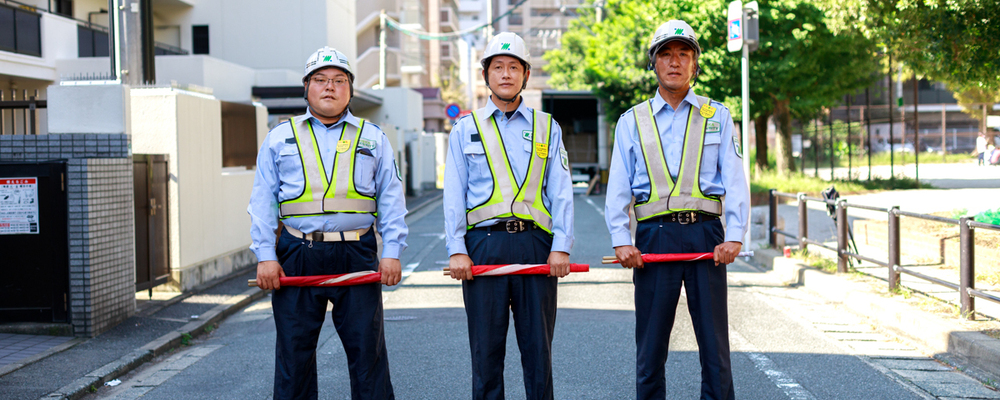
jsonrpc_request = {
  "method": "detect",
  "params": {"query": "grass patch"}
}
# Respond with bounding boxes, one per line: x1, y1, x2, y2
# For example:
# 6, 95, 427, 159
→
181, 332, 192, 346
790, 249, 838, 273
750, 168, 931, 195
803, 151, 974, 169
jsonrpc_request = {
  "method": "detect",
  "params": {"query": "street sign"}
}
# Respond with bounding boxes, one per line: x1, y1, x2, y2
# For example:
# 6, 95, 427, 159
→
988, 115, 1000, 128
446, 103, 461, 119
727, 1, 743, 53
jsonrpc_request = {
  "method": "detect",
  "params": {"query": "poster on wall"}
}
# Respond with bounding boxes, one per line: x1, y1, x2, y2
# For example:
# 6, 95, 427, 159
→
0, 177, 40, 235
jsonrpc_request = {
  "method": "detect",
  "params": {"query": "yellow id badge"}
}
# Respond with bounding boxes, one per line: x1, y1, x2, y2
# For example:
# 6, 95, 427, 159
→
535, 142, 548, 158
700, 104, 717, 118
336, 140, 351, 153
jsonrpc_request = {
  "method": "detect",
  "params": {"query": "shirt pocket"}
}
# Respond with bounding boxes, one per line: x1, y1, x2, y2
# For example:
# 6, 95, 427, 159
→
701, 132, 722, 175
277, 144, 302, 177
464, 143, 489, 178
353, 152, 377, 196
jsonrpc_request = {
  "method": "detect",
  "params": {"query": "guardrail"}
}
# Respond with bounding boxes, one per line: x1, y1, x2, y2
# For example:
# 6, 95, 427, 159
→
768, 189, 1000, 319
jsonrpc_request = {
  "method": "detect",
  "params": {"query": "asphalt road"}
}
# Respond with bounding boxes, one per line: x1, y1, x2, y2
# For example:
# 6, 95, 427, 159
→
86, 196, 943, 400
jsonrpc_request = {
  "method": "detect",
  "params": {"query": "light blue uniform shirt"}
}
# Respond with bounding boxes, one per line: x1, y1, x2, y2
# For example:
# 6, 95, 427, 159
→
605, 89, 749, 247
248, 109, 408, 262
443, 98, 575, 256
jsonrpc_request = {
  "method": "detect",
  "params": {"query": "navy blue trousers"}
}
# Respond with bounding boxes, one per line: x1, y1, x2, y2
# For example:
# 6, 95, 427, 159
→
272, 227, 394, 400
463, 227, 558, 400
634, 219, 734, 400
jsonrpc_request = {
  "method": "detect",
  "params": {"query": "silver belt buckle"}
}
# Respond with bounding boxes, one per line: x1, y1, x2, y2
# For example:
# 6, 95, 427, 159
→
678, 212, 695, 225
505, 220, 522, 233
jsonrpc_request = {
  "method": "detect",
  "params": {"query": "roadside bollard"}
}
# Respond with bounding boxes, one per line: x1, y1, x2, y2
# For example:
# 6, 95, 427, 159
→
797, 192, 807, 252
888, 206, 901, 291
960, 217, 975, 319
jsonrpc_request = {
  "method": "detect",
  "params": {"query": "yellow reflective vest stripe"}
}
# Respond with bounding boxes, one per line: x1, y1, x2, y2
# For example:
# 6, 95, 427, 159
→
633, 96, 722, 221
466, 109, 554, 233
279, 116, 377, 218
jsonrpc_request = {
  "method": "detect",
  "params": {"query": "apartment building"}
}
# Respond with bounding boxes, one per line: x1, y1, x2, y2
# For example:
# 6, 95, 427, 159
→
0, 0, 427, 336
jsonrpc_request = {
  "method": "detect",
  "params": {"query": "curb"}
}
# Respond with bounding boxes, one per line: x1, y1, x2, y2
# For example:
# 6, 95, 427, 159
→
753, 248, 1000, 385
406, 191, 443, 216
41, 288, 268, 400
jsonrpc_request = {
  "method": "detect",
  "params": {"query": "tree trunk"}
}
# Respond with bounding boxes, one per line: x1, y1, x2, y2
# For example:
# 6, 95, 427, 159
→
754, 114, 770, 172
773, 99, 797, 174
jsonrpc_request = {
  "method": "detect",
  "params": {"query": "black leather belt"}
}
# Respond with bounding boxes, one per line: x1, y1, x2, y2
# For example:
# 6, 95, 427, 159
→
648, 212, 719, 225
474, 219, 534, 233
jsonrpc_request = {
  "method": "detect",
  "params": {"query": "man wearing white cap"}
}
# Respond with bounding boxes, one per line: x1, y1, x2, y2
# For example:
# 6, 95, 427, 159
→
444, 32, 575, 400
604, 20, 749, 400
248, 46, 408, 400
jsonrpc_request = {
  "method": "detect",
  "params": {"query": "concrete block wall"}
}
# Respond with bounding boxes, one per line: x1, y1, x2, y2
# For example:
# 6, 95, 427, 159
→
0, 134, 134, 337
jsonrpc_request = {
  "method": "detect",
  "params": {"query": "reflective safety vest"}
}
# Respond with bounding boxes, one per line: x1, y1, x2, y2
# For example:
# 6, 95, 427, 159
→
279, 116, 377, 219
632, 96, 722, 221
466, 109, 554, 233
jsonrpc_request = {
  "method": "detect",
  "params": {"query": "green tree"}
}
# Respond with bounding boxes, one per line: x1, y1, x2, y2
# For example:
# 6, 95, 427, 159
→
545, 0, 879, 174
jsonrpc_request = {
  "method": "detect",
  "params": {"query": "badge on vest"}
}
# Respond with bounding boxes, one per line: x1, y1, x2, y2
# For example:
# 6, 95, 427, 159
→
522, 130, 533, 141
707, 121, 721, 133
337, 140, 351, 153
359, 138, 377, 151
700, 104, 717, 118
560, 147, 569, 170
535, 142, 548, 158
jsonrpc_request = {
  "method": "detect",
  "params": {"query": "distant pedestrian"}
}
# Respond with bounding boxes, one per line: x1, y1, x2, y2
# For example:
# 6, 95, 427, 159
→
248, 46, 408, 400
977, 132, 988, 166
604, 20, 749, 400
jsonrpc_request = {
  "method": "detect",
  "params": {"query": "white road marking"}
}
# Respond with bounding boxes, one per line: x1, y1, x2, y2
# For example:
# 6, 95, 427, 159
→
729, 326, 818, 400
402, 262, 419, 280
99, 345, 224, 399
584, 197, 604, 217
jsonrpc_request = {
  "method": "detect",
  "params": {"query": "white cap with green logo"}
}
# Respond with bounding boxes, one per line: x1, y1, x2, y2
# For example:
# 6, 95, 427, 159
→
480, 32, 531, 70
648, 20, 702, 61
303, 46, 354, 82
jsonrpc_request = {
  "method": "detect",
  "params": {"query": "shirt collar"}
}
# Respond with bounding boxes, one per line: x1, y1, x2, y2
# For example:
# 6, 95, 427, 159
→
305, 108, 360, 130
483, 96, 532, 122
651, 88, 699, 115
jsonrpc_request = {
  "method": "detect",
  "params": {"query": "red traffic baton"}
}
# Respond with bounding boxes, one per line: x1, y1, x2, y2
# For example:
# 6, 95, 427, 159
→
248, 271, 382, 287
443, 263, 590, 276
601, 251, 754, 264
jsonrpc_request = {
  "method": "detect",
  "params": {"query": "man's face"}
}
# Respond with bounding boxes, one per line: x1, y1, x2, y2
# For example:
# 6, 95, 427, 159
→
486, 55, 530, 99
654, 41, 697, 92
306, 67, 351, 118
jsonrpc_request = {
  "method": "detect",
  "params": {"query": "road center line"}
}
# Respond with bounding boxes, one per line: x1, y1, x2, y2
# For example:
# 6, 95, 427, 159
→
729, 326, 818, 400
584, 197, 604, 217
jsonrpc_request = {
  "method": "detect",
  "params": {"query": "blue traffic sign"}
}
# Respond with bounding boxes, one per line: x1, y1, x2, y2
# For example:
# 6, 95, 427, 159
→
446, 103, 461, 119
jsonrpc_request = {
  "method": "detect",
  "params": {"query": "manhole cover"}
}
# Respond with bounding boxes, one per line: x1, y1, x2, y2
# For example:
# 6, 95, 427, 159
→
384, 315, 417, 321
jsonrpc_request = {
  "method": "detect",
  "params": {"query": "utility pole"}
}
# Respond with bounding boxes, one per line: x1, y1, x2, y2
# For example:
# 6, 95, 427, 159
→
727, 1, 757, 253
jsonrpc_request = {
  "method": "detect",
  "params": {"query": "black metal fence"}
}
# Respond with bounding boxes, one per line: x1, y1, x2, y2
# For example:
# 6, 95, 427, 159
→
768, 189, 1000, 319
0, 89, 46, 135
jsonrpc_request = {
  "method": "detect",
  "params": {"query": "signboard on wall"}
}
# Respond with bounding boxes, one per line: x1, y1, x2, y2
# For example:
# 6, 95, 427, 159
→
0, 177, 39, 234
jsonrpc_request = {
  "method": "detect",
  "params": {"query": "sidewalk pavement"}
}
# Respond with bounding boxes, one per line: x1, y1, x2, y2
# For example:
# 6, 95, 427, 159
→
743, 248, 1000, 393
0, 189, 442, 400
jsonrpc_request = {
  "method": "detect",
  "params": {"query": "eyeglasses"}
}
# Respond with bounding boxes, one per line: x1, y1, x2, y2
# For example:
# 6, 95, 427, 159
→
310, 77, 350, 87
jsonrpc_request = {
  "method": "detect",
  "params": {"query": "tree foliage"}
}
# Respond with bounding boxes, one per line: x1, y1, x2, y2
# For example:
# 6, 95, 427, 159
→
824, 0, 1000, 94
544, 0, 879, 173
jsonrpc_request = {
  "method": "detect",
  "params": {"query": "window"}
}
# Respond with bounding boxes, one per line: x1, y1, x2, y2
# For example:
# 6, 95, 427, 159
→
192, 25, 209, 55
509, 12, 522, 25
221, 102, 258, 169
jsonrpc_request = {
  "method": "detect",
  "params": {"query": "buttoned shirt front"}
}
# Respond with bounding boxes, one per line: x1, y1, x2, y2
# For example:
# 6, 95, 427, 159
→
605, 89, 749, 247
443, 98, 575, 256
248, 109, 408, 262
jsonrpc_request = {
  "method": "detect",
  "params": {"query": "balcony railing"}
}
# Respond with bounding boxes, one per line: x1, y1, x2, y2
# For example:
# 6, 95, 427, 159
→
0, 1, 42, 57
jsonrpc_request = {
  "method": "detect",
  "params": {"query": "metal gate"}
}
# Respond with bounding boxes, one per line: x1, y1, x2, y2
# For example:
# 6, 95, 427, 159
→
0, 161, 69, 323
133, 154, 169, 293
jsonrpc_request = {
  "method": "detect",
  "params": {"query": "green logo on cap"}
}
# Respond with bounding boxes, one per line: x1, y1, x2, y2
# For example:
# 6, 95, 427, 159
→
675, 28, 684, 35
323, 55, 332, 62
500, 43, 511, 50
